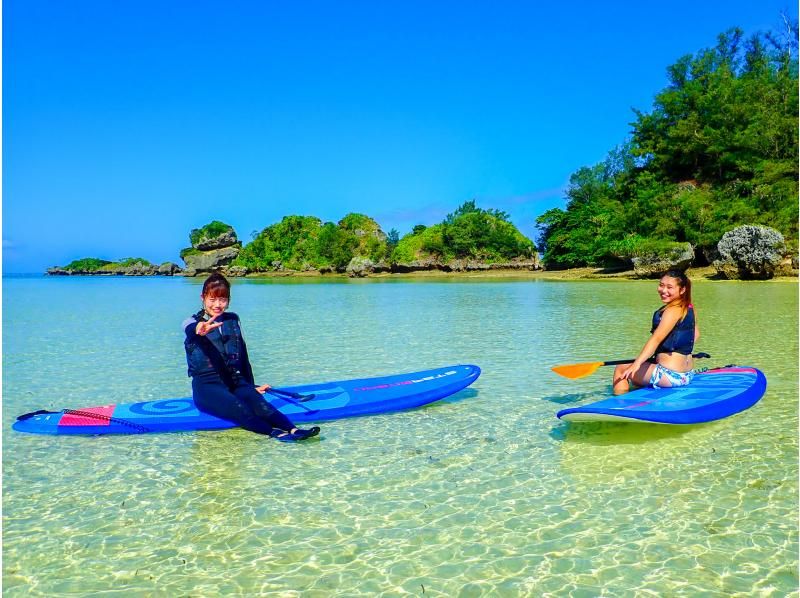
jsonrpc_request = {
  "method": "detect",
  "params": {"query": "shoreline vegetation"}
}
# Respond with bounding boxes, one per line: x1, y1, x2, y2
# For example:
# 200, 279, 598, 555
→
47, 24, 798, 282
42, 264, 798, 282
220, 265, 799, 282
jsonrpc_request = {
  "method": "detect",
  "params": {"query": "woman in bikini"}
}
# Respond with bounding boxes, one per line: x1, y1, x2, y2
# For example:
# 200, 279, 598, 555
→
613, 269, 700, 395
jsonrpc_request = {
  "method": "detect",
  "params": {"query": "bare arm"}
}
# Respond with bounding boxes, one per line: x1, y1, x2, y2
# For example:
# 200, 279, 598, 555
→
620, 306, 683, 380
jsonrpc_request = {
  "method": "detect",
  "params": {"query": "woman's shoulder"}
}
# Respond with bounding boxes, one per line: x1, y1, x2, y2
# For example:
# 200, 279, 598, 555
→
182, 314, 200, 333
657, 304, 685, 321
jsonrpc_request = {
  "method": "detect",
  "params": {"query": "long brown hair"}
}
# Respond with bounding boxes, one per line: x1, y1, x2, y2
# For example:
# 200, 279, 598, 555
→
663, 269, 692, 318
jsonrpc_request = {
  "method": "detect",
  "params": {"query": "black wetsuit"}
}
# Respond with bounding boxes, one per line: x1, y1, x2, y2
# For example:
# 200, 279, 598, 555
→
183, 311, 295, 435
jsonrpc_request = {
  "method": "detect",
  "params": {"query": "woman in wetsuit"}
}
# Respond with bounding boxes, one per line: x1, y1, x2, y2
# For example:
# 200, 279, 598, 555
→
184, 273, 319, 442
612, 269, 700, 395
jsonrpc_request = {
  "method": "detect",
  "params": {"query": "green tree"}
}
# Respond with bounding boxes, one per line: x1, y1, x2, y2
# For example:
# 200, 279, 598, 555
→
234, 213, 391, 272
63, 257, 112, 272
235, 216, 322, 271
386, 228, 400, 254
391, 201, 534, 263
189, 221, 234, 246
537, 23, 798, 269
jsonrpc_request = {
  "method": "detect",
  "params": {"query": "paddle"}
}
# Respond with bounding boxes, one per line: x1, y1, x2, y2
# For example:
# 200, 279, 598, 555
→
551, 352, 711, 379
267, 387, 316, 402
265, 388, 319, 414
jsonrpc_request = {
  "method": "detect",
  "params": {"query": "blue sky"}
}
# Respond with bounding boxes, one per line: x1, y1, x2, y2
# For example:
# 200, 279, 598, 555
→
3, 1, 796, 272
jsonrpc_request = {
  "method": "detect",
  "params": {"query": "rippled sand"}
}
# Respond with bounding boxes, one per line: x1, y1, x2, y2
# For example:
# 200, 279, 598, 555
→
3, 276, 798, 596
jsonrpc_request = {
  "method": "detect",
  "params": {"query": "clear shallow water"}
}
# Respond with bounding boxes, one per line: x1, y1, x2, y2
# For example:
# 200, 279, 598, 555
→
3, 275, 798, 596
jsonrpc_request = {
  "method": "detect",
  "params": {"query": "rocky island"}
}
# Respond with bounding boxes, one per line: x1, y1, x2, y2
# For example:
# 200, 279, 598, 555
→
46, 203, 543, 279
45, 207, 796, 281
47, 257, 182, 276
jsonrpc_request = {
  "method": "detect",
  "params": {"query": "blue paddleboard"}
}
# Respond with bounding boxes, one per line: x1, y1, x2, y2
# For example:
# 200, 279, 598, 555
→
13, 365, 481, 435
556, 366, 766, 424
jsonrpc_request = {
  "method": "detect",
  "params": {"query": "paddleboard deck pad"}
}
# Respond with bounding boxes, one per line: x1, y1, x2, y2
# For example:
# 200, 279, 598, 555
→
13, 364, 480, 435
557, 366, 766, 424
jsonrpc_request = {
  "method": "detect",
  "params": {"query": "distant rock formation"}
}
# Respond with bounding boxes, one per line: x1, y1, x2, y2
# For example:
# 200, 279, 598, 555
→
158, 262, 183, 275
180, 221, 241, 277
182, 246, 241, 276
345, 257, 391, 277
195, 229, 239, 251
631, 243, 694, 277
713, 225, 786, 280
390, 255, 540, 274
46, 259, 183, 276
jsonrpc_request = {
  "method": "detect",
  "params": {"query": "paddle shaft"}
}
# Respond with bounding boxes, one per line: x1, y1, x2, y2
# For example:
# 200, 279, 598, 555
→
265, 388, 318, 414
551, 352, 711, 379
603, 352, 710, 366
268, 387, 315, 401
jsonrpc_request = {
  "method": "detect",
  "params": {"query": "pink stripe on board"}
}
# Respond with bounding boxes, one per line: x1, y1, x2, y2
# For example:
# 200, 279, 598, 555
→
354, 380, 414, 392
60, 405, 116, 426
704, 367, 756, 375
622, 400, 656, 410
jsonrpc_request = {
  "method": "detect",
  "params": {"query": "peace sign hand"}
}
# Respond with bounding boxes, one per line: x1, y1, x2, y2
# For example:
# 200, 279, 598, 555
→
196, 313, 223, 336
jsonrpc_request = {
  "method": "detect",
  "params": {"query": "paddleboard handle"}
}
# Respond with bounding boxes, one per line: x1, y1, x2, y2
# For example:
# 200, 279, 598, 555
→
16, 409, 58, 421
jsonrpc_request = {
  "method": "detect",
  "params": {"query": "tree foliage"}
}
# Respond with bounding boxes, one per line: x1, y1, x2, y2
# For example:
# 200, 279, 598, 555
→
189, 220, 234, 247
537, 24, 798, 268
61, 257, 153, 272
233, 213, 390, 271
233, 203, 536, 271
63, 257, 112, 272
393, 200, 536, 263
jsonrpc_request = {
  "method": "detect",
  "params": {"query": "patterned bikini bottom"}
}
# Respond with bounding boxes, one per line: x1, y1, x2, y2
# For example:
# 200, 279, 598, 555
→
649, 364, 695, 389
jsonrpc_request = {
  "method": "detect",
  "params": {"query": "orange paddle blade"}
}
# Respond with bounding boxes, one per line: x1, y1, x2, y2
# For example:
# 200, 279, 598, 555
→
551, 362, 605, 379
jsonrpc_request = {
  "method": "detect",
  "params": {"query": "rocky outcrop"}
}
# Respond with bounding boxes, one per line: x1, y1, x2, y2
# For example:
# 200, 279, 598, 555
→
225, 265, 249, 277
631, 243, 694, 277
389, 255, 540, 274
111, 261, 157, 275
446, 256, 540, 272
157, 262, 183, 275
713, 225, 786, 280
195, 229, 239, 251
46, 260, 183, 276
390, 257, 444, 273
181, 223, 241, 276
775, 257, 799, 277
182, 246, 240, 277
345, 257, 391, 277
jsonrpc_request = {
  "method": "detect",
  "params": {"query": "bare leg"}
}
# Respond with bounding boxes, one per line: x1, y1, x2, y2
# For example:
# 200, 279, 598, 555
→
612, 364, 630, 395
613, 362, 657, 395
